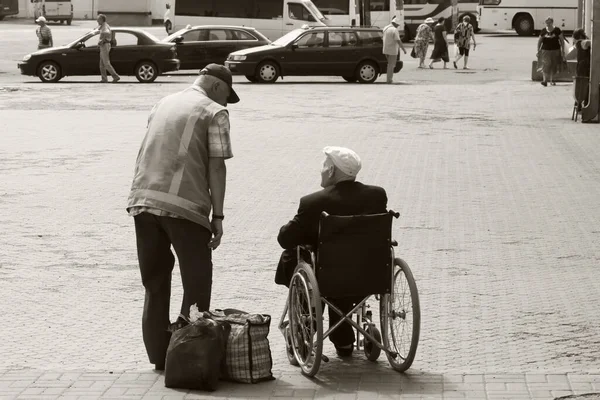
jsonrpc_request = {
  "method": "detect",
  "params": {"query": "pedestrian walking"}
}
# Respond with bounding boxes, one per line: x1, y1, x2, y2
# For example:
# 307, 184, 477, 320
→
414, 17, 435, 69
428, 17, 449, 69
96, 14, 120, 83
453, 15, 477, 70
382, 16, 407, 84
164, 4, 172, 34
537, 17, 566, 86
35, 16, 53, 50
126, 64, 240, 371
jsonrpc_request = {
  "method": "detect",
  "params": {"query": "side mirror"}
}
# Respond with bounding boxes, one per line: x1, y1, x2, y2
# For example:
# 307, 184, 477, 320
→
291, 43, 298, 50
74, 42, 84, 50
174, 35, 184, 44
307, 14, 316, 22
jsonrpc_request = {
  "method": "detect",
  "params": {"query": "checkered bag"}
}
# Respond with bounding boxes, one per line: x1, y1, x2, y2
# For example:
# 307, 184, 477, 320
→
209, 309, 275, 384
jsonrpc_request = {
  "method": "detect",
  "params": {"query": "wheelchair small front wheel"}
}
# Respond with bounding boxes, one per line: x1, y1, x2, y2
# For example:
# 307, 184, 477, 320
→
380, 258, 420, 372
288, 261, 323, 377
363, 326, 382, 362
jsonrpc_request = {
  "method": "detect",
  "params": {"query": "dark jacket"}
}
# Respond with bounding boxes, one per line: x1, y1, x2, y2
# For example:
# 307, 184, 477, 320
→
275, 180, 387, 286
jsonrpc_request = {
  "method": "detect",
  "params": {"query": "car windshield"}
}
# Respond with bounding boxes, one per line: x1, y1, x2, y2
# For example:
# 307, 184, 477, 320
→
66, 31, 97, 47
272, 29, 305, 46
304, 1, 326, 22
163, 29, 189, 42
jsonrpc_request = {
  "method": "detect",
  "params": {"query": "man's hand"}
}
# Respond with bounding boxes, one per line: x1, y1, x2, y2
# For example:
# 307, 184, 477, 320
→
473, 43, 477, 50
403, 48, 407, 54
208, 218, 223, 250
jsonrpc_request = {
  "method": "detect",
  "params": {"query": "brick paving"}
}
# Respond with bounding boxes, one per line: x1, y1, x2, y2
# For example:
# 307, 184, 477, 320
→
1, 21, 600, 399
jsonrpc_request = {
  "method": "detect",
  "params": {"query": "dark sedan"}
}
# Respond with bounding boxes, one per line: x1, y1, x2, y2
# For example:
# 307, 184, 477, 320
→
18, 28, 180, 83
225, 26, 402, 83
162, 25, 270, 70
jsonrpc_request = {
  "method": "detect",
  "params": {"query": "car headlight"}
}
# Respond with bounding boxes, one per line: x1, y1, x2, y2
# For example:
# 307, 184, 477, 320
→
230, 55, 247, 61
23, 55, 31, 61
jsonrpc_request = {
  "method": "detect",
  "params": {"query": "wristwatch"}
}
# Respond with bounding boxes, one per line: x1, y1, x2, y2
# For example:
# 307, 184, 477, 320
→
212, 214, 224, 220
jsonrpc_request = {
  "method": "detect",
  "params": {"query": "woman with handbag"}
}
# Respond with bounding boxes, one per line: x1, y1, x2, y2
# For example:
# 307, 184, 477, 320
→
537, 17, 566, 87
35, 16, 53, 50
413, 18, 435, 69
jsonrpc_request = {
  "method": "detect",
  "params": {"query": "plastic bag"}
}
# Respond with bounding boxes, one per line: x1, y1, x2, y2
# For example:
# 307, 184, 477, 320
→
164, 317, 231, 391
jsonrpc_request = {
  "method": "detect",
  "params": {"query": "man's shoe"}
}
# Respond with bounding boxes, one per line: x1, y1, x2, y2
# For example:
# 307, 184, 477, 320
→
335, 345, 353, 358
112, 76, 121, 83
453, 61, 458, 69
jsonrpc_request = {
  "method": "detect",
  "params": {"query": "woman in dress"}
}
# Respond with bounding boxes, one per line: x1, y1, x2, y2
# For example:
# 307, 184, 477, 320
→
429, 17, 449, 69
537, 17, 566, 86
414, 17, 435, 69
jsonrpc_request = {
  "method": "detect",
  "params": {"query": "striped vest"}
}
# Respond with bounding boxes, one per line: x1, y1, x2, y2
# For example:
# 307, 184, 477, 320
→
127, 87, 227, 231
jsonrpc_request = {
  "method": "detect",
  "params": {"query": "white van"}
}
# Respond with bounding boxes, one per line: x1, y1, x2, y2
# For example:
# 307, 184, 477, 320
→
31, 0, 73, 25
171, 0, 328, 41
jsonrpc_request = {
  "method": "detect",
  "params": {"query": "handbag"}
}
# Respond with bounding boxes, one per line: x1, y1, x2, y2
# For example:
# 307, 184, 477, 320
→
208, 309, 275, 384
410, 47, 416, 58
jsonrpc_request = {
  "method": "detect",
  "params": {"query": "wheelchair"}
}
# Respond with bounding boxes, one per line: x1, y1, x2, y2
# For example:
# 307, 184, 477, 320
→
278, 210, 421, 377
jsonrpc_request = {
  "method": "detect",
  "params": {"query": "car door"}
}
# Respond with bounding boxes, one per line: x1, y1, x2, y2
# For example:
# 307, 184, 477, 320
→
174, 29, 208, 70
56, 0, 70, 17
323, 31, 360, 76
61, 33, 101, 76
203, 29, 238, 66
108, 32, 143, 75
281, 31, 326, 75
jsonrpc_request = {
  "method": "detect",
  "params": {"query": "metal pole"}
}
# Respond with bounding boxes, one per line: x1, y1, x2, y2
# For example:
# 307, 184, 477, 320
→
585, 0, 593, 34
577, 0, 584, 28
581, 0, 600, 122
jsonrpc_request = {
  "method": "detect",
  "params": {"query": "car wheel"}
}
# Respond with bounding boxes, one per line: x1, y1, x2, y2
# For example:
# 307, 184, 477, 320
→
256, 61, 279, 83
245, 75, 258, 83
514, 14, 534, 36
342, 76, 356, 83
355, 61, 379, 84
135, 61, 158, 83
37, 61, 61, 83
67, 19, 72, 26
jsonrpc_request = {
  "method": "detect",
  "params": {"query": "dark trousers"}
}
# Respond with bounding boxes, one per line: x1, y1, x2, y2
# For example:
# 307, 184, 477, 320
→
134, 212, 212, 365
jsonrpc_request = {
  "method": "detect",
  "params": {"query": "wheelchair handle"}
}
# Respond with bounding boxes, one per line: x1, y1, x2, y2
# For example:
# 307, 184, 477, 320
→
389, 210, 400, 219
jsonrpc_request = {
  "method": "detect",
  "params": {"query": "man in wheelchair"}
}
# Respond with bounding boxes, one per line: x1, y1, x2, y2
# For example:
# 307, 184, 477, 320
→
275, 146, 387, 357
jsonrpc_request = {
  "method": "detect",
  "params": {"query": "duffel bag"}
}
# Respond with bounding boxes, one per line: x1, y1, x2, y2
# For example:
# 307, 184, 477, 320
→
164, 317, 230, 391
209, 309, 275, 384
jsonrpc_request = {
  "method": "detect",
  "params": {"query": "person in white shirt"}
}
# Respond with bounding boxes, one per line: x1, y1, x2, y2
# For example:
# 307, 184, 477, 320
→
164, 4, 172, 34
382, 16, 406, 84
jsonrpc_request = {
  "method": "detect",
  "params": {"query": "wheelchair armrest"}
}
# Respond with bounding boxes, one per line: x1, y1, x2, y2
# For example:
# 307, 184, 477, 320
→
391, 240, 398, 247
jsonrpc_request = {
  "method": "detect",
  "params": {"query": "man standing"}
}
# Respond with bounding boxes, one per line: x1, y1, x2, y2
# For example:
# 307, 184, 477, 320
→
35, 16, 53, 50
382, 16, 407, 84
276, 147, 388, 357
164, 4, 172, 34
96, 14, 120, 83
453, 15, 476, 70
127, 64, 239, 370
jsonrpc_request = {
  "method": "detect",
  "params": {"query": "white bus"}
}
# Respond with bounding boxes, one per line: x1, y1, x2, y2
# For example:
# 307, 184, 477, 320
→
310, 0, 403, 28
171, 0, 328, 41
477, 0, 578, 36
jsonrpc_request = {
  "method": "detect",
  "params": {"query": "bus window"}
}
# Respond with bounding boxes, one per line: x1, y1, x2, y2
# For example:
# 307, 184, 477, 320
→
311, 0, 350, 15
289, 3, 314, 21
370, 0, 390, 11
254, 0, 282, 19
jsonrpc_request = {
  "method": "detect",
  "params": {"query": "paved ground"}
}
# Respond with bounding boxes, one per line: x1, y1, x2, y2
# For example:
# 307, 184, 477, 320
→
1, 20, 600, 399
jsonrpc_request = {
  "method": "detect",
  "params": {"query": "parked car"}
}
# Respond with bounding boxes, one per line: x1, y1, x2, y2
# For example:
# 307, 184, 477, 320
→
162, 25, 270, 70
225, 26, 402, 83
18, 28, 180, 83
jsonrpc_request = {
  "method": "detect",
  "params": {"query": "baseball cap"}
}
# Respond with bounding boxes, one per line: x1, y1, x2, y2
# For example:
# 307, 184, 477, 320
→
36, 16, 47, 23
323, 146, 362, 177
199, 63, 240, 104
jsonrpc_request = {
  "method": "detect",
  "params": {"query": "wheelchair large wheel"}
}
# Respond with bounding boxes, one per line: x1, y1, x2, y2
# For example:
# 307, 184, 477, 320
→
288, 261, 323, 377
380, 258, 420, 372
